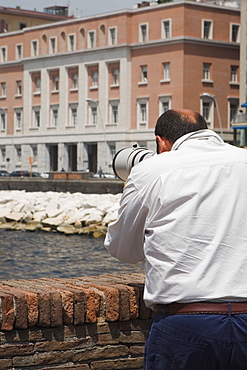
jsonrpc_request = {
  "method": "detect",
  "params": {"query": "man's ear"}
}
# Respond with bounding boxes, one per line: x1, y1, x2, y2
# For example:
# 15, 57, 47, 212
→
156, 135, 173, 153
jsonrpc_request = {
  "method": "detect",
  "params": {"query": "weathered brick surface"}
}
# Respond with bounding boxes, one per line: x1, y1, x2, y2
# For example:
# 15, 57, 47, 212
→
0, 292, 15, 331
0, 273, 151, 369
0, 358, 13, 369
90, 357, 144, 369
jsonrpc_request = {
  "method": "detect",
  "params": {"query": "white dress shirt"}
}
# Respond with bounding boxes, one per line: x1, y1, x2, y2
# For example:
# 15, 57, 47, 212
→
104, 130, 247, 309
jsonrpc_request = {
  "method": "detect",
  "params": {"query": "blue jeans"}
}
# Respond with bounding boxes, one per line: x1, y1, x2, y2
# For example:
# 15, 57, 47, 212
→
145, 307, 247, 369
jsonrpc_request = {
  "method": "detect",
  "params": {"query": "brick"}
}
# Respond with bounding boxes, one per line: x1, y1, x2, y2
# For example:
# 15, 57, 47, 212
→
35, 338, 93, 352
13, 350, 74, 367
36, 279, 77, 324
130, 345, 145, 355
0, 288, 27, 329
90, 357, 144, 369
0, 281, 40, 326
38, 291, 52, 326
39, 365, 90, 370
0, 343, 34, 357
64, 281, 103, 323
83, 284, 120, 322
0, 292, 14, 331
0, 358, 12, 369
73, 345, 129, 362
119, 331, 146, 344
50, 290, 63, 327
119, 319, 151, 332
95, 333, 120, 345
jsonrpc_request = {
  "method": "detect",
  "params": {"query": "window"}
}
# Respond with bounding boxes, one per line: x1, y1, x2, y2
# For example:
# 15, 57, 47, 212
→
230, 66, 238, 83
202, 20, 213, 40
1, 82, 6, 97
16, 44, 22, 59
231, 24, 240, 43
92, 71, 98, 87
72, 74, 78, 89
16, 81, 22, 96
16, 146, 21, 163
35, 78, 41, 93
19, 22, 26, 30
162, 20, 171, 39
140, 24, 148, 42
68, 34, 75, 51
137, 99, 148, 126
51, 107, 58, 127
109, 27, 117, 45
91, 106, 97, 124
110, 101, 119, 124
33, 108, 40, 128
229, 99, 239, 125
31, 40, 38, 57
140, 104, 147, 122
69, 105, 77, 126
0, 47, 7, 62
1, 148, 6, 163
201, 98, 213, 127
15, 110, 22, 130
88, 31, 95, 48
0, 112, 6, 131
87, 103, 98, 125
109, 143, 116, 161
53, 76, 59, 91
163, 63, 170, 81
203, 63, 212, 81
112, 69, 119, 85
141, 66, 148, 83
50, 37, 57, 54
159, 96, 171, 115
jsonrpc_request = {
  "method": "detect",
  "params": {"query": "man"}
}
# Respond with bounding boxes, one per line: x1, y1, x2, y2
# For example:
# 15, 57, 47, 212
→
104, 109, 247, 369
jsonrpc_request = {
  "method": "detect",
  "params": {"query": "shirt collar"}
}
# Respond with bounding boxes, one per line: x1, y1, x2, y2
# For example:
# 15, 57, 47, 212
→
171, 129, 224, 151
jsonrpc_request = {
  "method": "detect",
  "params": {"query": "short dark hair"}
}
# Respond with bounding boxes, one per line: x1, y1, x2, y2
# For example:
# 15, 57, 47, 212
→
155, 109, 208, 143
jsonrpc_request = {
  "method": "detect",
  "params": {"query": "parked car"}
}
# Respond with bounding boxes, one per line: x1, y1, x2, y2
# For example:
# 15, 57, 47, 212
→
0, 170, 10, 177
40, 172, 49, 179
31, 172, 42, 177
10, 170, 30, 177
93, 172, 116, 179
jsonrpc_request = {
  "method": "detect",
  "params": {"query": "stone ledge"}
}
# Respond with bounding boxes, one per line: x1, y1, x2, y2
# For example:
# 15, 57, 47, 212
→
0, 273, 150, 331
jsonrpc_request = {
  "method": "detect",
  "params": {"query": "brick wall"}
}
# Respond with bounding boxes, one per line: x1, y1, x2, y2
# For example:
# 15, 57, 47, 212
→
0, 273, 152, 370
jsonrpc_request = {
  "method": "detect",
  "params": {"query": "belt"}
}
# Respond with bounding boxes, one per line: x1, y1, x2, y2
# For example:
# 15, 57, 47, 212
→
154, 302, 247, 315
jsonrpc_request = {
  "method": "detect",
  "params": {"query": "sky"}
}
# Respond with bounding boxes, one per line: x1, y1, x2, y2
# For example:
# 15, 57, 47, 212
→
0, 0, 141, 17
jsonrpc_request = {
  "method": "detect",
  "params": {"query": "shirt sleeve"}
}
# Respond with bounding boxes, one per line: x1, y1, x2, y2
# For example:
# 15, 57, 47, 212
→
104, 179, 147, 264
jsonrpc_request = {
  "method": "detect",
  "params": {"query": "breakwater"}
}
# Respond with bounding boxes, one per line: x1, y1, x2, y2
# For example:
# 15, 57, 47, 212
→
0, 190, 121, 237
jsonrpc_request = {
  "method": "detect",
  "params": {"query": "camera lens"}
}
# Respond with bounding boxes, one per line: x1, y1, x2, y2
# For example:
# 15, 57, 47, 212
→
113, 147, 154, 181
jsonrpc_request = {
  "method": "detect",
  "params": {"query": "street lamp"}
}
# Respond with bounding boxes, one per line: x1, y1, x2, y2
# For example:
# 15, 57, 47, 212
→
86, 98, 108, 168
201, 93, 223, 138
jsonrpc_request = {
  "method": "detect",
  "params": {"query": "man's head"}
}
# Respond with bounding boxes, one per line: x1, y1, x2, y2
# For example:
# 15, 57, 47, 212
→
155, 109, 208, 153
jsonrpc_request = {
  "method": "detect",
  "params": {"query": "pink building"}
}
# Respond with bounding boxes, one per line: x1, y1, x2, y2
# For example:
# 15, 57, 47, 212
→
0, 1, 240, 174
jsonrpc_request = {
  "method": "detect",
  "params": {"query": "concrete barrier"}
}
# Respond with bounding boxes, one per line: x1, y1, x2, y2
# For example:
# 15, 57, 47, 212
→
0, 178, 124, 194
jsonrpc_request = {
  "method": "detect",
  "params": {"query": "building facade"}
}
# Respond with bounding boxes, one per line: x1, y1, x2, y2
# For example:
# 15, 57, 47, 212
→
0, 6, 70, 33
0, 1, 240, 174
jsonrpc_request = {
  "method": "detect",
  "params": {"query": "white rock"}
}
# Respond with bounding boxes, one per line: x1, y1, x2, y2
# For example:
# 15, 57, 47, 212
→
0, 190, 121, 231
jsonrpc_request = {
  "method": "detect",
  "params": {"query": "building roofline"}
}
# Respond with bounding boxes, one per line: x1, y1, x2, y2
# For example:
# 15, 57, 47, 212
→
0, 0, 240, 38
0, 6, 70, 20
